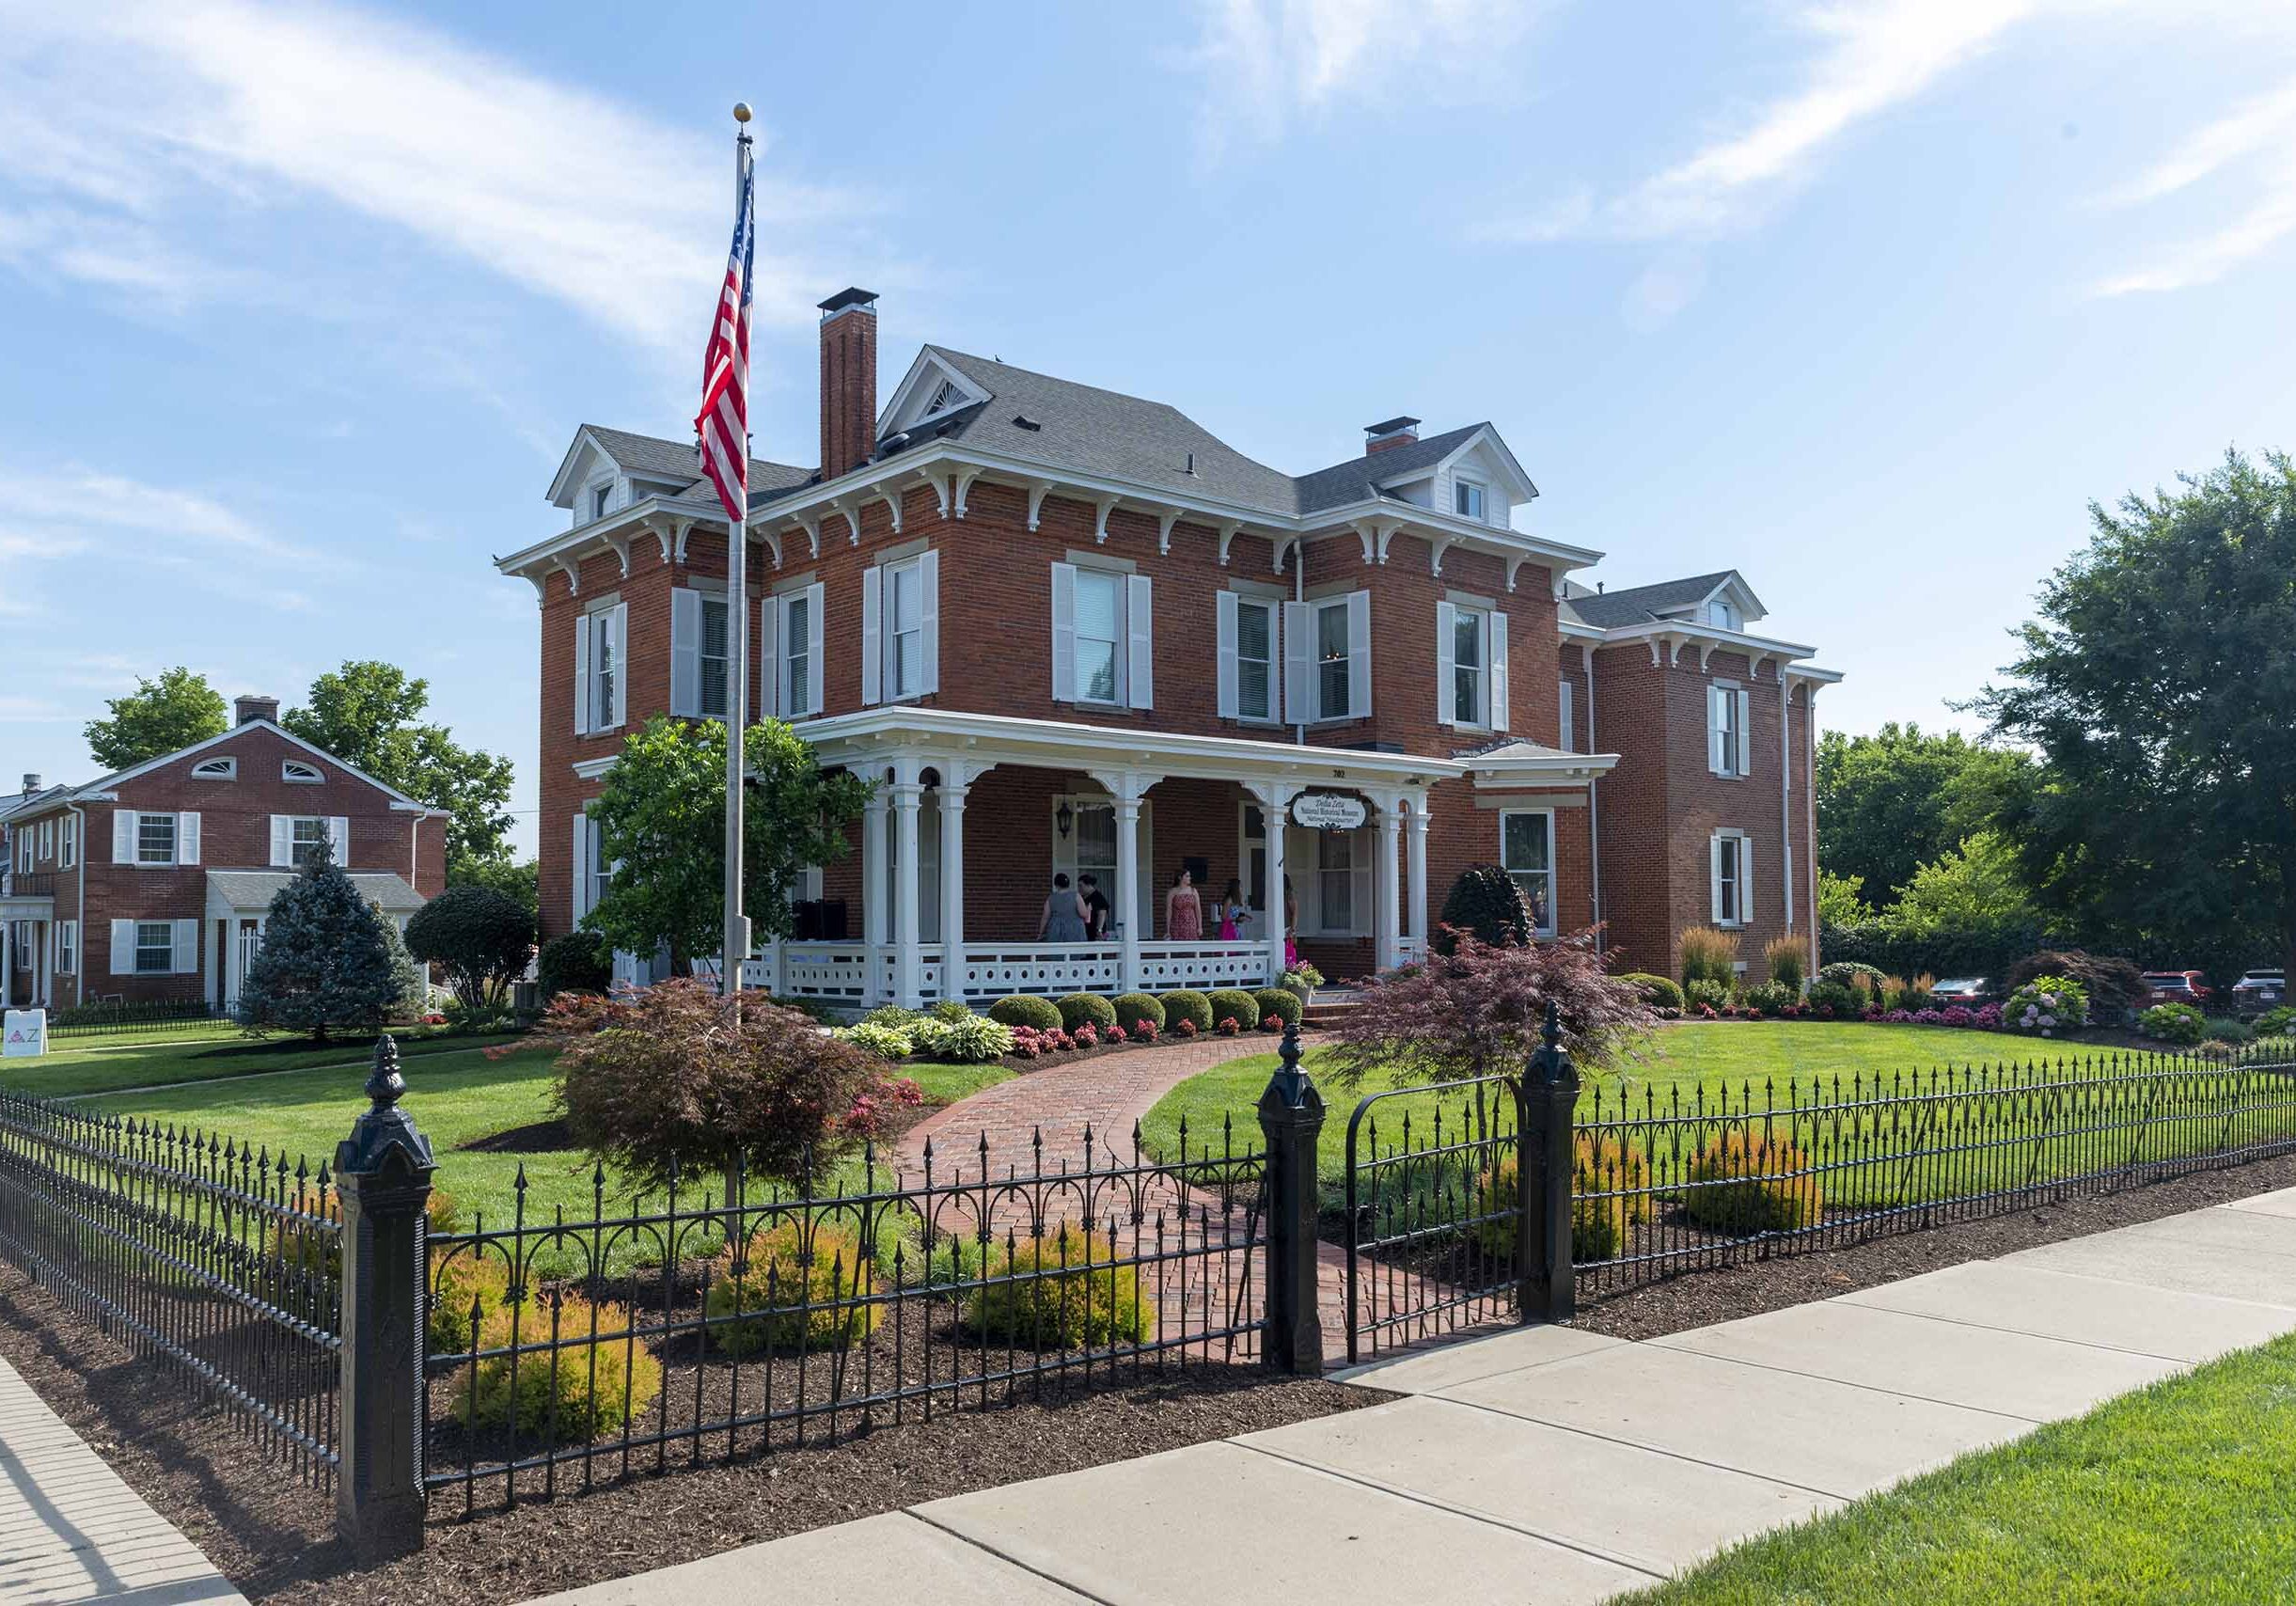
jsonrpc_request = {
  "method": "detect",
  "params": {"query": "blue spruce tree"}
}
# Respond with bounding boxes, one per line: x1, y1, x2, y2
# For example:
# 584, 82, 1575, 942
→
237, 839, 422, 1042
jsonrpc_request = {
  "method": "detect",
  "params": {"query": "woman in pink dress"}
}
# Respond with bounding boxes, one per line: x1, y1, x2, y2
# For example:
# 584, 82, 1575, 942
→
1164, 868, 1203, 940
1217, 879, 1250, 941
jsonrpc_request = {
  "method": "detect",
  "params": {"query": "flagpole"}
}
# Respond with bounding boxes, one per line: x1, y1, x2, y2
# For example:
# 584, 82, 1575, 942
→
722, 102, 754, 1000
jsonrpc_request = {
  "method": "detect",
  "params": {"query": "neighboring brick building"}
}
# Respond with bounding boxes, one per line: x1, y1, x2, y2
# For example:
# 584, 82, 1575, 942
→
496, 290, 1836, 1005
0, 697, 449, 1013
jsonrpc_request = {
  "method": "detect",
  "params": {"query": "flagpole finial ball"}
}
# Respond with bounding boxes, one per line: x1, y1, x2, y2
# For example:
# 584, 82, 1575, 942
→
731, 102, 752, 123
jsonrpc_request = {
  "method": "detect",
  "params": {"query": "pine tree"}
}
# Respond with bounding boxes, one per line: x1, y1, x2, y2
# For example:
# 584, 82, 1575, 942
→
238, 841, 423, 1042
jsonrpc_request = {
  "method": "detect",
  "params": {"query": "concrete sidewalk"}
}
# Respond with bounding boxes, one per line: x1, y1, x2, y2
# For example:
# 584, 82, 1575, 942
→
523, 1191, 2296, 1606
0, 1353, 244, 1606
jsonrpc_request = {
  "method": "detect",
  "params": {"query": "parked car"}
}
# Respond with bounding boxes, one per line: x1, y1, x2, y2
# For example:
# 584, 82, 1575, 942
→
2139, 970, 2212, 1008
2229, 969, 2287, 1012
1930, 978, 1989, 1004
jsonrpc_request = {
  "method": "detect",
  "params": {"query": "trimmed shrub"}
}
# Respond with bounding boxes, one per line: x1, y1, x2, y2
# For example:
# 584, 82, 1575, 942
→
405, 885, 535, 1014
2140, 1002, 2206, 1045
962, 1226, 1150, 1347
1806, 980, 1857, 1015
1111, 992, 1167, 1033
1057, 993, 1119, 1033
1252, 987, 1302, 1029
449, 1295, 662, 1441
836, 1021, 913, 1062
536, 931, 612, 1000
2004, 975, 2089, 1035
2197, 1038, 2239, 1063
2005, 951, 2147, 1024
989, 994, 1063, 1032
429, 1249, 510, 1355
1159, 990, 1214, 1033
705, 1223, 878, 1355
1620, 972, 1684, 1011
1762, 935, 1808, 991
908, 1014, 1013, 1063
1438, 864, 1538, 953
930, 999, 975, 1024
1745, 980, 1797, 1016
1814, 961, 1888, 992
1683, 1130, 1822, 1234
1208, 988, 1263, 1031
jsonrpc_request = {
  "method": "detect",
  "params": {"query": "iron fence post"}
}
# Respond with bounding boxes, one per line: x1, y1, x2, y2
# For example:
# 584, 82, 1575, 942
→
333, 1036, 435, 1558
1257, 1021, 1326, 1375
1518, 1001, 1580, 1323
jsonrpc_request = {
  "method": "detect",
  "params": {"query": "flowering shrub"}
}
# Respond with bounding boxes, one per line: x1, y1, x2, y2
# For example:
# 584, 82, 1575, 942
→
1072, 1022, 1099, 1048
1697, 1002, 1719, 1020
1260, 1015, 1283, 1031
2140, 1002, 2208, 1046
2005, 975, 2089, 1036
1884, 1008, 1912, 1023
1216, 1016, 1241, 1035
1974, 1002, 2004, 1029
1940, 1005, 1974, 1027
841, 1079, 924, 1139
421, 1011, 448, 1026
1106, 1022, 1129, 1043
1176, 1017, 1199, 1037
1132, 1017, 1159, 1043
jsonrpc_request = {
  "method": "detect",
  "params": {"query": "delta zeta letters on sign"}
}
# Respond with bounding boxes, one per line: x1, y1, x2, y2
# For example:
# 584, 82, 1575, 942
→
3, 1009, 46, 1059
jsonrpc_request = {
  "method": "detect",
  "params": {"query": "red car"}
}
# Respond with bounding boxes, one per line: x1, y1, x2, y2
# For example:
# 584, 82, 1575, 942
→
2140, 970, 2211, 1008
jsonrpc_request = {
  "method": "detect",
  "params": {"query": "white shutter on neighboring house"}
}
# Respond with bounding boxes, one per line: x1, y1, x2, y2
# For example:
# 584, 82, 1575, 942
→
269, 815, 292, 868
172, 919, 197, 976
110, 920, 134, 975
573, 613, 591, 735
1559, 679, 1575, 751
758, 591, 781, 720
1215, 590, 1240, 719
669, 587, 701, 717
860, 566, 884, 705
803, 581, 826, 716
1049, 561, 1077, 703
571, 814, 590, 925
1490, 613, 1510, 732
1125, 574, 1153, 711
113, 810, 134, 864
1346, 590, 1373, 721
1735, 688, 1753, 778
177, 811, 200, 866
608, 604, 628, 729
919, 549, 941, 696
1436, 601, 1456, 727
1707, 685, 1726, 775
329, 817, 350, 864
1282, 601, 1313, 722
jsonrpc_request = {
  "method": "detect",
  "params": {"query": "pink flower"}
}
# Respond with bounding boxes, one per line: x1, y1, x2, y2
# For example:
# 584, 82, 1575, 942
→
1134, 1019, 1159, 1041
1217, 1016, 1241, 1035
1107, 1022, 1128, 1043
1177, 1018, 1198, 1036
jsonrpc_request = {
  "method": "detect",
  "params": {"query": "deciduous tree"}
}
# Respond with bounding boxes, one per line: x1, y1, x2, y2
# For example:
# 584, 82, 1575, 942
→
85, 667, 227, 770
1815, 723, 2032, 905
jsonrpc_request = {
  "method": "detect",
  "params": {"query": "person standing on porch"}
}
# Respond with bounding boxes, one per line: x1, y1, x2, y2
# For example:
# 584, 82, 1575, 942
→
1077, 873, 1112, 940
1164, 868, 1203, 940
1216, 879, 1251, 941
1040, 874, 1089, 942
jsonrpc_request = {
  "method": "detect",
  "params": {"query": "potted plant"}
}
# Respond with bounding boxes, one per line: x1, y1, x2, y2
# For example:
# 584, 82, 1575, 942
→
1279, 962, 1324, 1010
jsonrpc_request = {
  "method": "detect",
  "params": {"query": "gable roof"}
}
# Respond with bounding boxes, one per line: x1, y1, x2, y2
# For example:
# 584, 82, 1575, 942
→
1561, 572, 1744, 630
4, 721, 450, 819
1291, 424, 1487, 514
551, 424, 813, 510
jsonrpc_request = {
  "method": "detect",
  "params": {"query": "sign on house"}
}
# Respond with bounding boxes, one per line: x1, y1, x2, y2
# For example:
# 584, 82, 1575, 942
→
3, 1008, 45, 1059
1291, 792, 1367, 831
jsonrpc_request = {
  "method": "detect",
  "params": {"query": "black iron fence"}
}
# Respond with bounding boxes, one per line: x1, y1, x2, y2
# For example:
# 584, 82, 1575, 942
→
48, 999, 236, 1040
0, 1085, 341, 1485
1344, 1017, 2296, 1362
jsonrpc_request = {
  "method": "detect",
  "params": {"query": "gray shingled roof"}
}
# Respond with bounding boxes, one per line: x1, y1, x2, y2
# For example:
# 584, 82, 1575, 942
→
1290, 424, 1488, 514
207, 870, 429, 914
578, 424, 812, 503
1560, 572, 1738, 629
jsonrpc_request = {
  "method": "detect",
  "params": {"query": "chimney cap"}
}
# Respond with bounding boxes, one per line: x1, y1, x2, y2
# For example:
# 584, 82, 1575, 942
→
1364, 416, 1421, 438
234, 694, 280, 726
817, 287, 879, 316
20, 774, 40, 795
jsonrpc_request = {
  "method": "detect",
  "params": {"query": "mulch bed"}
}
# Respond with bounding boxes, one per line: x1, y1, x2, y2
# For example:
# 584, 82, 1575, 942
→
0, 1260, 1374, 1606
1568, 1150, 2296, 1341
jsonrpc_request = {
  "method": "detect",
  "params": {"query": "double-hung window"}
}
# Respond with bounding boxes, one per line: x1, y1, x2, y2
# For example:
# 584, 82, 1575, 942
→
1711, 830, 1750, 927
291, 817, 330, 868
888, 559, 925, 699
1234, 598, 1275, 721
778, 590, 810, 716
590, 610, 618, 730
1315, 601, 1351, 719
38, 820, 51, 861
698, 593, 731, 717
1073, 568, 1124, 704
1500, 811, 1555, 937
136, 812, 177, 866
55, 921, 74, 977
1455, 479, 1486, 520
589, 482, 611, 521
58, 815, 75, 869
134, 921, 174, 974
1452, 608, 1486, 726
576, 603, 627, 734
1317, 830, 1356, 934
862, 552, 937, 706
1708, 683, 1751, 779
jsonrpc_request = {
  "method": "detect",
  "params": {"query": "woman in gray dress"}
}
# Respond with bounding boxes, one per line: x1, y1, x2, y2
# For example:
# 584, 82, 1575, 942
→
1039, 874, 1090, 942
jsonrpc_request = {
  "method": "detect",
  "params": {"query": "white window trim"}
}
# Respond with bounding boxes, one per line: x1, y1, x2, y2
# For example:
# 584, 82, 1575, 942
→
1707, 681, 1752, 780
58, 815, 75, 871
1710, 828, 1753, 929
873, 550, 938, 704
133, 920, 175, 975
1454, 477, 1487, 522
191, 756, 238, 779
283, 760, 324, 783
55, 919, 76, 977
1311, 826, 1368, 937
134, 811, 179, 868
1225, 592, 1280, 725
778, 584, 825, 719
1498, 808, 1558, 939
1069, 563, 1128, 707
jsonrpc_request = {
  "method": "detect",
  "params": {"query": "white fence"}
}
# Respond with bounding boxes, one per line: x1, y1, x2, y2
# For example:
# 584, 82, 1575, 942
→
746, 939, 1276, 1006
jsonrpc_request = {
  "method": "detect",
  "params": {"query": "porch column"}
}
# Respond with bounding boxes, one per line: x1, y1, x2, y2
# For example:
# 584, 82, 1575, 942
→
938, 773, 968, 1002
1373, 795, 1403, 971
1088, 768, 1159, 995
0, 921, 11, 1009
892, 779, 924, 1009
861, 791, 889, 993
1407, 798, 1431, 951
1245, 781, 1302, 986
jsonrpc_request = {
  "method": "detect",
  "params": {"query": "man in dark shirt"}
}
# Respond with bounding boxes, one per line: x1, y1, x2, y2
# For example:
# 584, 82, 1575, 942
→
1077, 874, 1112, 940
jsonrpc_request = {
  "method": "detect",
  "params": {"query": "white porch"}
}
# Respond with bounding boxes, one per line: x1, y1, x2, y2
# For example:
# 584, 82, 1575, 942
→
746, 707, 1455, 1009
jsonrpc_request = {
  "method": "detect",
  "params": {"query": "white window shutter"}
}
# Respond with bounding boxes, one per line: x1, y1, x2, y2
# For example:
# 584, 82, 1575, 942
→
919, 549, 941, 696
757, 592, 781, 720
1436, 601, 1456, 727
1282, 601, 1313, 722
860, 566, 883, 705
172, 919, 197, 976
177, 811, 200, 866
330, 817, 350, 864
110, 920, 134, 975
803, 582, 826, 716
1741, 837, 1754, 922
113, 810, 134, 864
269, 815, 291, 868
1215, 590, 1239, 719
1490, 613, 1510, 732
1709, 835, 1724, 923
1735, 688, 1753, 778
573, 613, 591, 735
669, 587, 700, 717
1707, 685, 1725, 775
1346, 590, 1373, 721
1559, 679, 1574, 751
609, 604, 628, 729
1125, 574, 1153, 711
571, 814, 590, 924
1049, 561, 1077, 703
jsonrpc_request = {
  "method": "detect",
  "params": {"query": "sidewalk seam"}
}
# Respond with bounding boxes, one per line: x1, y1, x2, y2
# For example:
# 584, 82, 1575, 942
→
902, 1507, 1115, 1604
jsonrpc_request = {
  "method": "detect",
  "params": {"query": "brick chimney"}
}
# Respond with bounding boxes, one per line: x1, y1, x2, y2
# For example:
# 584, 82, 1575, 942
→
1364, 417, 1420, 456
235, 695, 279, 726
20, 774, 39, 796
818, 287, 879, 480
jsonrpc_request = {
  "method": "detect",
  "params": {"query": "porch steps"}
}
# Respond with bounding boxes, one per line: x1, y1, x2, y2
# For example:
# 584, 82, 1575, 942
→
1300, 990, 1362, 1030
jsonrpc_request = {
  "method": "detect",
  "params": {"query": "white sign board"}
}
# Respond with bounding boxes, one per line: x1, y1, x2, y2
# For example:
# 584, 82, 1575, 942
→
3, 1008, 46, 1059
1291, 792, 1368, 831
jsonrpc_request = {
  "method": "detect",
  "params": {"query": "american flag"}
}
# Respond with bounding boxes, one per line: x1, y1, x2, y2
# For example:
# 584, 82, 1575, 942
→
695, 134, 755, 526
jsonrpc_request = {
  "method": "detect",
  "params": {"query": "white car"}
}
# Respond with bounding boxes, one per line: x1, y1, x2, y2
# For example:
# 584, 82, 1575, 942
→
2231, 969, 2286, 1011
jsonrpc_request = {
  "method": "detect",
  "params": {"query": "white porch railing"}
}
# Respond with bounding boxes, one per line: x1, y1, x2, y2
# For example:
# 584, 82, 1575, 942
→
1135, 941, 1267, 992
950, 943, 1124, 1003
751, 940, 1275, 1006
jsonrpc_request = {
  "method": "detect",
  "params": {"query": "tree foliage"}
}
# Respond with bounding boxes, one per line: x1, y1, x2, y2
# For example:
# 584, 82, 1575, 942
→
1976, 450, 2296, 979
405, 885, 534, 1012
448, 855, 538, 917
1815, 723, 2034, 906
1326, 927, 1657, 1089
1816, 871, 1875, 928
237, 842, 423, 1041
1879, 832, 2036, 939
1436, 864, 1538, 953
583, 716, 872, 973
283, 661, 516, 882
85, 667, 228, 770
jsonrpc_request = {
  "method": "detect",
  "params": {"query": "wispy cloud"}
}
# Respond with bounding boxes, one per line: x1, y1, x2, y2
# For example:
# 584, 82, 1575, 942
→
0, 0, 889, 356
1187, 0, 1543, 151
2091, 73, 2296, 295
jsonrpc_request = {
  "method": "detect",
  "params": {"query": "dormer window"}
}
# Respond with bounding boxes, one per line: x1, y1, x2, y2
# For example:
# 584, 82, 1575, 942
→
190, 757, 237, 780
1709, 598, 1740, 631
1455, 480, 1486, 521
590, 482, 612, 521
924, 380, 967, 417
283, 760, 323, 784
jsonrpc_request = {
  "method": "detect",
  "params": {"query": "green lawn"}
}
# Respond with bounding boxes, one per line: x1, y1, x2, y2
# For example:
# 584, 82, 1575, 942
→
1621, 1333, 2296, 1604
0, 1028, 522, 1100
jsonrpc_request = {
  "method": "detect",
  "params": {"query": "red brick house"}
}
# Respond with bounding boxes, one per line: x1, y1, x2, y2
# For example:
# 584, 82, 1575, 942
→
495, 290, 1836, 1006
0, 697, 448, 1014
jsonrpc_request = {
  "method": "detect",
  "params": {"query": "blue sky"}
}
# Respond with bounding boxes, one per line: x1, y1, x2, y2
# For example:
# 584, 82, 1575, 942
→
3, 0, 2291, 858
